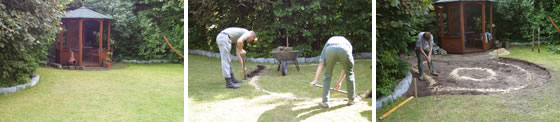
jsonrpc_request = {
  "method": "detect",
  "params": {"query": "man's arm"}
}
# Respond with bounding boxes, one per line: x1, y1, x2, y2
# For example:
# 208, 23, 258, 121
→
428, 43, 433, 60
236, 38, 246, 71
310, 61, 324, 87
335, 70, 345, 90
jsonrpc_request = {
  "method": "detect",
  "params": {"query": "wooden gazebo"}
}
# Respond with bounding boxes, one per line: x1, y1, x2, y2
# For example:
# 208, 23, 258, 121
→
434, 0, 495, 54
57, 6, 112, 67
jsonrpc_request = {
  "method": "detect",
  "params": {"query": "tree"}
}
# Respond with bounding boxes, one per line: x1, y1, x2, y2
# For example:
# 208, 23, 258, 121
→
0, 0, 63, 87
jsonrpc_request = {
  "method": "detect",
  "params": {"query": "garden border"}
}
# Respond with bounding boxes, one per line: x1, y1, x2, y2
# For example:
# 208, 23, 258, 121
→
376, 71, 412, 110
188, 49, 372, 64
0, 75, 40, 94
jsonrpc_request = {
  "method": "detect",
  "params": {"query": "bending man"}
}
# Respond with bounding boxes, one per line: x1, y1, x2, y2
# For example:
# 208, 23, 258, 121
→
310, 36, 357, 108
416, 32, 438, 80
216, 27, 257, 89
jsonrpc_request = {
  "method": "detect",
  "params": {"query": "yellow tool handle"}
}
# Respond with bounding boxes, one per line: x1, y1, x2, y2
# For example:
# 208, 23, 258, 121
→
378, 96, 414, 120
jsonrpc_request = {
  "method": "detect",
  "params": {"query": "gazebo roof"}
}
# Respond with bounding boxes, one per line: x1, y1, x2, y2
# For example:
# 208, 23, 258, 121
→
434, 0, 496, 4
62, 7, 112, 19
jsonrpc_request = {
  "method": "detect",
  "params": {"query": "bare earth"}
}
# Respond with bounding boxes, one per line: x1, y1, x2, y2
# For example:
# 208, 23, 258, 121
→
401, 51, 550, 97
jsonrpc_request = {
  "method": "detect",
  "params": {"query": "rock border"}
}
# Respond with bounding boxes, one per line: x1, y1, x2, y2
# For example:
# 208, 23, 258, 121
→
188, 49, 372, 64
0, 75, 40, 94
120, 59, 170, 64
376, 71, 412, 110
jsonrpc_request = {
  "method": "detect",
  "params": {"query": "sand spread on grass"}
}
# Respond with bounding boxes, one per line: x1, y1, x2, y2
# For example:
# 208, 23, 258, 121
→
489, 48, 511, 56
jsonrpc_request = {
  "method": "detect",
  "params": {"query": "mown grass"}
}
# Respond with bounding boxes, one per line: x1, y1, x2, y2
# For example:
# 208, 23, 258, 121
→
376, 46, 560, 121
188, 54, 372, 121
0, 63, 184, 121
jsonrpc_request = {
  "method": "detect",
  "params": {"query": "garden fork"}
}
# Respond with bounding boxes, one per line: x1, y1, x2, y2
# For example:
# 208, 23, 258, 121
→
241, 53, 247, 80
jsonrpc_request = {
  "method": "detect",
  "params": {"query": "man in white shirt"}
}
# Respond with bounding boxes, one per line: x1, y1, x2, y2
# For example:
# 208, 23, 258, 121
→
415, 32, 439, 80
216, 27, 257, 89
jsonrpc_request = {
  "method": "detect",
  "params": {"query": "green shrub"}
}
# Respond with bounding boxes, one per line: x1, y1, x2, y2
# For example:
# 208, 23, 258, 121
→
0, 1, 63, 87
188, 0, 372, 58
376, 51, 409, 98
376, 0, 432, 97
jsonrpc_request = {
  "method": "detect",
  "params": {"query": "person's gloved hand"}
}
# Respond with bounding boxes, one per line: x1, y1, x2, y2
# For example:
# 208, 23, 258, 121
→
309, 80, 318, 87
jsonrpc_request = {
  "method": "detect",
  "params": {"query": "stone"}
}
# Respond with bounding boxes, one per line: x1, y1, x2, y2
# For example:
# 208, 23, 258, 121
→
266, 58, 275, 64
306, 56, 320, 63
297, 58, 305, 63
247, 58, 255, 63
256, 58, 265, 63
440, 49, 448, 55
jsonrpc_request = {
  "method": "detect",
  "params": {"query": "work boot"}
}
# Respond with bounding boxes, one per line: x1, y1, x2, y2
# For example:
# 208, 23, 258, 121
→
348, 97, 361, 106
225, 78, 241, 89
319, 102, 329, 108
431, 71, 439, 76
230, 73, 242, 83
419, 75, 425, 81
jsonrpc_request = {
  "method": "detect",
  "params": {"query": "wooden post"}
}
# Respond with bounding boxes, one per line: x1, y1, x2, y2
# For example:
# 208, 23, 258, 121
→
532, 28, 535, 52
435, 87, 440, 101
460, 2, 465, 53
78, 19, 83, 66
490, 4, 494, 46
108, 21, 111, 50
59, 22, 63, 64
98, 19, 103, 65
439, 6, 444, 45
538, 27, 541, 53
482, 2, 486, 50
531, 73, 535, 88
414, 78, 418, 97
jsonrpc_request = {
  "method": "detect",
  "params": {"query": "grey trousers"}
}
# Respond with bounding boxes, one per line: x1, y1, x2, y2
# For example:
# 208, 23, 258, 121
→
322, 45, 355, 102
217, 33, 233, 78
416, 48, 435, 76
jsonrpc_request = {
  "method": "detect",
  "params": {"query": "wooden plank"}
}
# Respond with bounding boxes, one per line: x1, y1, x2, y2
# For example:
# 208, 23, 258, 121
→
79, 19, 83, 66
482, 2, 486, 50
99, 19, 103, 65
460, 2, 465, 53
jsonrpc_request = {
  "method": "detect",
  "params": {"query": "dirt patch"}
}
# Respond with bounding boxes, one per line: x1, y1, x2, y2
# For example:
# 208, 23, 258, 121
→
248, 65, 266, 78
402, 54, 550, 97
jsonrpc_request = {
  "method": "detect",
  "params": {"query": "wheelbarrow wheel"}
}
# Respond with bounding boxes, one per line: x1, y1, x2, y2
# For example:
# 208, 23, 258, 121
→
281, 61, 287, 76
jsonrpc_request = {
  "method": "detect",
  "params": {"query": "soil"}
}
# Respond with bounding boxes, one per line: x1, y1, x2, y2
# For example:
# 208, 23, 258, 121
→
247, 65, 266, 78
401, 52, 550, 97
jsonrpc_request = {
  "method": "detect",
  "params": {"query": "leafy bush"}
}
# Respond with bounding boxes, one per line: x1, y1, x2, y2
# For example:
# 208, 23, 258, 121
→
0, 1, 63, 87
376, 51, 409, 98
376, 0, 432, 97
188, 0, 372, 58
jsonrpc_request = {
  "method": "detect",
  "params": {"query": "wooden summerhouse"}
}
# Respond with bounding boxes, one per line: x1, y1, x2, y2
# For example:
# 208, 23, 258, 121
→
434, 0, 495, 53
56, 7, 112, 67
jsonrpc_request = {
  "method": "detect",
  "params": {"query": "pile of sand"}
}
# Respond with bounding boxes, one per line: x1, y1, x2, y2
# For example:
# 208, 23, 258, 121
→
489, 48, 510, 56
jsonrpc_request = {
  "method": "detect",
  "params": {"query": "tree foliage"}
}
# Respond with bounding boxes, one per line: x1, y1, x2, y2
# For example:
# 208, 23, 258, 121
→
0, 0, 63, 87
73, 0, 184, 62
376, 0, 433, 97
494, 0, 560, 43
188, 0, 372, 58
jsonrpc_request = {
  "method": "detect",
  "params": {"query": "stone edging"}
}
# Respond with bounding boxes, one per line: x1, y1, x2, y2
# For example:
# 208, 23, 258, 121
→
120, 59, 170, 64
376, 71, 412, 110
0, 75, 40, 94
188, 49, 372, 64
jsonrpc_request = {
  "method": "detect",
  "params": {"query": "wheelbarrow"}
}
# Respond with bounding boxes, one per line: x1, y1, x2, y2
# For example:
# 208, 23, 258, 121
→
270, 50, 301, 76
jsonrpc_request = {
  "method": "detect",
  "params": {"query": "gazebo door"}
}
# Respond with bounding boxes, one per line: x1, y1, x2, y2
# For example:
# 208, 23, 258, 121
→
82, 20, 101, 66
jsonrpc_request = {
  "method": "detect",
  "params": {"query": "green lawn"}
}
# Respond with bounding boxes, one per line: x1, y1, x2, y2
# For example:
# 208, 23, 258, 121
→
0, 63, 184, 121
377, 46, 560, 121
188, 54, 372, 121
